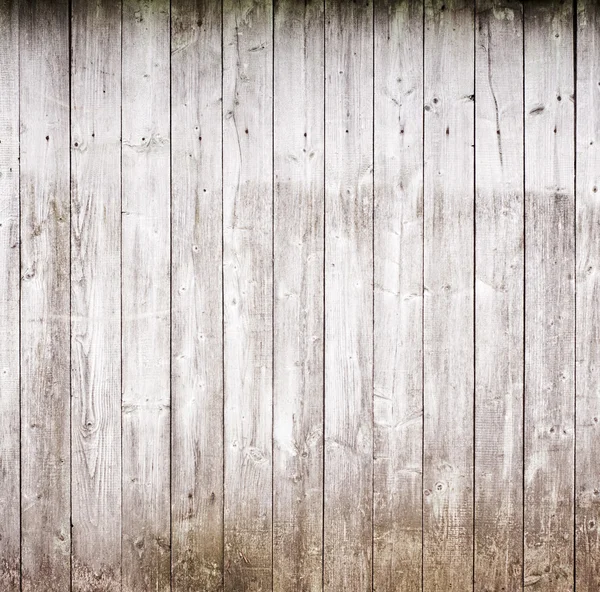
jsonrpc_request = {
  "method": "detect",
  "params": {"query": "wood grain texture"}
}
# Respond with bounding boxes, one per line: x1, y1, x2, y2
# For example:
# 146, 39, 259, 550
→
324, 0, 373, 589
273, 1, 324, 591
70, 1, 122, 589
3, 3, 599, 588
423, 1, 474, 590
524, 1, 575, 590
576, 1, 600, 589
0, 0, 19, 589
222, 1, 273, 590
171, 0, 223, 590
373, 1, 423, 590
474, 2, 523, 591
19, 1, 71, 590
121, 1, 171, 590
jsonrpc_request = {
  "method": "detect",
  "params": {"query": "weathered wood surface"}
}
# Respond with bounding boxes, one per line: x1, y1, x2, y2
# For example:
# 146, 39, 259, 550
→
70, 1, 122, 590
576, 1, 600, 589
19, 1, 71, 590
324, 0, 374, 590
423, 0, 475, 590
524, 1, 575, 590
273, 1, 324, 591
121, 0, 171, 590
171, 1, 223, 591
0, 1, 19, 589
474, 2, 524, 591
222, 1, 273, 590
373, 1, 423, 590
2, 1, 599, 590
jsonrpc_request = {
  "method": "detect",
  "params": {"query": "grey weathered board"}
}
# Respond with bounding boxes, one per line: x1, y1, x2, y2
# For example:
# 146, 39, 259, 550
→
474, 1, 524, 591
20, 1, 71, 590
222, 1, 273, 590
576, 1, 600, 590
524, 1, 575, 590
121, 1, 171, 590
171, 0, 223, 591
0, 0, 19, 590
0, 0, 596, 590
324, 0, 373, 590
273, 1, 324, 591
423, 0, 474, 589
373, 1, 423, 590
71, 1, 122, 590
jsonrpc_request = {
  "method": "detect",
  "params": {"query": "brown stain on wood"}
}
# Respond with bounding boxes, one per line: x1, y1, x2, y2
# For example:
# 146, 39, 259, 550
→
71, 560, 120, 592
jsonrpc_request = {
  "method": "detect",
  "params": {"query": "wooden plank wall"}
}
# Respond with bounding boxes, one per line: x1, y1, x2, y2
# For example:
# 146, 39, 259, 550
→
0, 0, 598, 590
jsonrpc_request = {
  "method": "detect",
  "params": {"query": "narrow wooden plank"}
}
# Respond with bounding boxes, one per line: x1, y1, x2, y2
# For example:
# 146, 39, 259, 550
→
0, 0, 19, 589
19, 1, 71, 590
222, 1, 273, 590
273, 1, 324, 590
373, 1, 423, 589
121, 1, 171, 590
171, 1, 223, 590
324, 0, 373, 589
575, 0, 600, 588
70, 1, 122, 589
423, 1, 474, 590
524, 2, 574, 590
474, 2, 524, 591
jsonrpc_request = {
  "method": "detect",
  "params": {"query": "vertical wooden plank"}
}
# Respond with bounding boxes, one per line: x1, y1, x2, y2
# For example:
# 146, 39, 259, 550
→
576, 1, 600, 588
70, 1, 122, 589
324, 0, 373, 589
121, 0, 171, 590
373, 1, 423, 589
19, 1, 71, 590
171, 1, 223, 590
273, 1, 324, 590
0, 0, 19, 589
222, 1, 272, 590
524, 2, 574, 590
474, 2, 524, 591
423, 1, 474, 590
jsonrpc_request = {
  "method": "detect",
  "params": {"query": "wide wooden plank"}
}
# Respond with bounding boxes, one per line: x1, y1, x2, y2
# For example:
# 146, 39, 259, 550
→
373, 1, 423, 589
423, 1, 474, 590
121, 1, 171, 590
524, 1, 574, 590
324, 0, 373, 589
171, 1, 223, 590
70, 1, 122, 590
0, 0, 19, 589
222, 1, 273, 590
576, 0, 600, 588
273, 1, 324, 591
474, 2, 524, 591
19, 1, 71, 590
